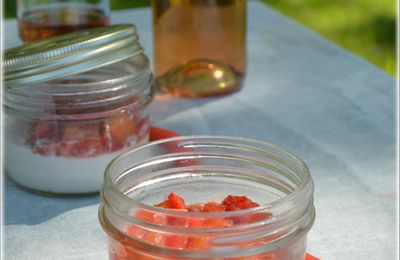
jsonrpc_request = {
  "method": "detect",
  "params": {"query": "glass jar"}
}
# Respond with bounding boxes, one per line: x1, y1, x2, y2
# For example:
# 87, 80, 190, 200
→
152, 0, 247, 98
99, 136, 315, 259
4, 25, 154, 195
17, 0, 110, 42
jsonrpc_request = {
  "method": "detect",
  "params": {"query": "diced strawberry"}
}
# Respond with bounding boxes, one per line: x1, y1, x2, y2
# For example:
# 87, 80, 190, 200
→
104, 115, 137, 151
187, 217, 204, 228
122, 193, 270, 258
154, 200, 171, 209
185, 204, 205, 227
186, 236, 209, 251
203, 217, 231, 228
222, 195, 260, 211
166, 214, 188, 227
31, 122, 60, 141
186, 203, 204, 212
168, 193, 186, 209
164, 235, 188, 249
203, 202, 226, 212
30, 122, 62, 155
33, 122, 57, 139
135, 209, 168, 227
58, 124, 104, 157
135, 209, 156, 223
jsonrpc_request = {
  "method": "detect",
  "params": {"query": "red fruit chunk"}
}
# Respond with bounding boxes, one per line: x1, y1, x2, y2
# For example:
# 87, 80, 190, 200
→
222, 195, 260, 211
203, 217, 231, 228
186, 236, 208, 250
202, 202, 226, 212
31, 122, 106, 157
117, 193, 273, 259
135, 209, 157, 223
164, 235, 187, 249
186, 203, 204, 212
154, 200, 171, 209
154, 193, 188, 227
31, 122, 62, 155
59, 124, 104, 157
104, 115, 137, 151
168, 193, 186, 209
33, 122, 58, 140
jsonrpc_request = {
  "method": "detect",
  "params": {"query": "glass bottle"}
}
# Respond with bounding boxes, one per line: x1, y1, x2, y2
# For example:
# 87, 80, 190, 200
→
99, 136, 315, 259
152, 0, 247, 98
17, 0, 110, 43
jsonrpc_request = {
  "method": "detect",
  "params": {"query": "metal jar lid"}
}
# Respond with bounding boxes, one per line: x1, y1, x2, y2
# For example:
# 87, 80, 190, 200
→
4, 24, 144, 88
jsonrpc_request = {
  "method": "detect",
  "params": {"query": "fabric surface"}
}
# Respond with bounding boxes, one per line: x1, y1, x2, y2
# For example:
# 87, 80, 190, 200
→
3, 1, 397, 259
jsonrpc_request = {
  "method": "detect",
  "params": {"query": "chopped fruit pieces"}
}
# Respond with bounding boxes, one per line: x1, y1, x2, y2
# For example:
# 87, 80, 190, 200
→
154, 193, 259, 213
222, 195, 260, 211
29, 111, 143, 157
129, 194, 264, 248
103, 193, 316, 259
104, 194, 277, 259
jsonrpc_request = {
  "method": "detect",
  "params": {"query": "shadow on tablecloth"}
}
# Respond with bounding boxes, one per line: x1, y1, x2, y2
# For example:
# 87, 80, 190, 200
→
3, 175, 99, 225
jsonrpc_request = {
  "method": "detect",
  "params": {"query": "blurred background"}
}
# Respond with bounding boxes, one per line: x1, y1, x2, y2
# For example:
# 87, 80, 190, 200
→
4, 0, 397, 75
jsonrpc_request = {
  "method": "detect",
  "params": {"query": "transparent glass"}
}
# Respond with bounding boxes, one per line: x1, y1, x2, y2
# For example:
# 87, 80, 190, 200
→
4, 54, 154, 195
152, 0, 246, 98
99, 136, 315, 259
17, 0, 110, 42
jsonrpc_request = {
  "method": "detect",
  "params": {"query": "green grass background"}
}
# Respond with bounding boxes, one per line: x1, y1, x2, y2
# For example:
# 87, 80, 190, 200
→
4, 0, 397, 75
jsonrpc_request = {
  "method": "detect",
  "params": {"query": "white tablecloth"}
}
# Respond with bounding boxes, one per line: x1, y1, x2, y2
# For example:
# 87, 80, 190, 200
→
3, 1, 397, 259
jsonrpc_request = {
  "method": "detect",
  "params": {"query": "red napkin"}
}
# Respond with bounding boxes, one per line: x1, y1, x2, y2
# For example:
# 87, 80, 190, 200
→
150, 126, 180, 140
149, 126, 319, 260
305, 253, 319, 260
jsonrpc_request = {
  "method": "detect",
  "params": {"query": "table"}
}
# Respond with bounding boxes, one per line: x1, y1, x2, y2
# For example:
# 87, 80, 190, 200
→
3, 1, 397, 259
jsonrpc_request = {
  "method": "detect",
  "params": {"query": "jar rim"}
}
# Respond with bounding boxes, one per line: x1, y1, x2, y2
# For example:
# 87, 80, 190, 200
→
102, 135, 313, 219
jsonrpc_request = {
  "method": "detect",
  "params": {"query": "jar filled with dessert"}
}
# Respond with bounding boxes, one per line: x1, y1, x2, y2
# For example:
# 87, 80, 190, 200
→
4, 24, 154, 195
99, 136, 315, 259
